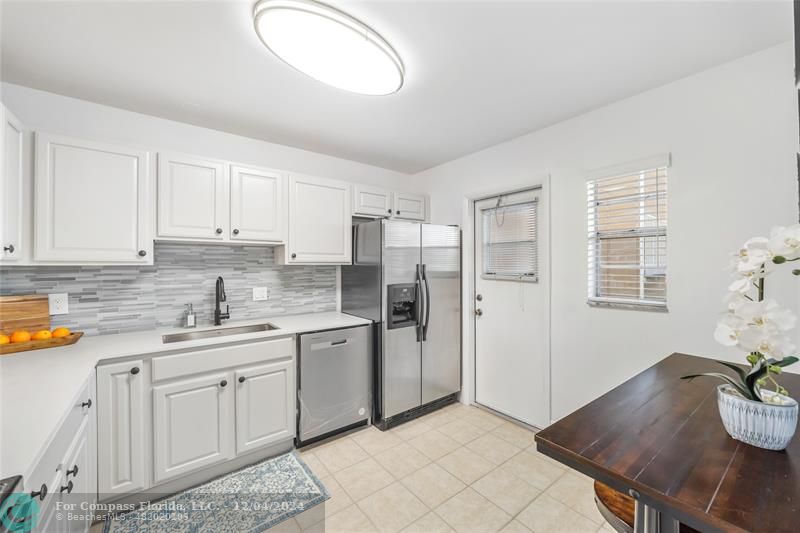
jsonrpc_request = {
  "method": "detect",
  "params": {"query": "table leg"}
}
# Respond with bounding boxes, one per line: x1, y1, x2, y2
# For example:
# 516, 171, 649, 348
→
633, 499, 680, 533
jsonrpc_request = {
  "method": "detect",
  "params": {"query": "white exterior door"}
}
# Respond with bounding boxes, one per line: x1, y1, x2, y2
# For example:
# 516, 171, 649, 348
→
286, 174, 351, 263
230, 164, 285, 242
153, 372, 235, 484
235, 360, 295, 455
157, 152, 228, 240
353, 184, 393, 217
473, 188, 550, 428
1, 105, 23, 263
97, 360, 146, 495
34, 133, 152, 263
393, 192, 426, 221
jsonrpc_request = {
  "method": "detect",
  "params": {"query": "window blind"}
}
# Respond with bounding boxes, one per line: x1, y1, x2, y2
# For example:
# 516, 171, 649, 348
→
587, 166, 668, 308
481, 199, 538, 281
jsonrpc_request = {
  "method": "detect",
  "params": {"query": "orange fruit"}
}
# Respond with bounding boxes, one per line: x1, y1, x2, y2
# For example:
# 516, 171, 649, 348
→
51, 327, 71, 338
10, 330, 31, 343
32, 330, 52, 341
0, 334, 9, 345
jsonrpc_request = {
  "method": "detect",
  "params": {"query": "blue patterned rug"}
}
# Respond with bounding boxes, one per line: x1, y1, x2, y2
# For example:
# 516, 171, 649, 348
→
104, 452, 329, 532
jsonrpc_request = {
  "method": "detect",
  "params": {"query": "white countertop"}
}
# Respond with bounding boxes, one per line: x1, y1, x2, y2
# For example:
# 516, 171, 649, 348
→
0, 311, 371, 479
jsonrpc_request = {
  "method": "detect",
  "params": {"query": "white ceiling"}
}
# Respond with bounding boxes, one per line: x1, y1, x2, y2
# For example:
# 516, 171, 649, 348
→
0, 1, 792, 174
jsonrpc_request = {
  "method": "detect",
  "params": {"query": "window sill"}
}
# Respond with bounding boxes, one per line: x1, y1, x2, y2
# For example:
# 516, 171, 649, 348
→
587, 299, 668, 313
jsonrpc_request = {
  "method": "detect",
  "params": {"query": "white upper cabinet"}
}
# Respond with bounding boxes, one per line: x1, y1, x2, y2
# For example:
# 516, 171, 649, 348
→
280, 174, 351, 264
393, 192, 427, 221
1, 105, 23, 263
35, 133, 152, 263
353, 184, 393, 217
230, 164, 286, 242
157, 152, 228, 240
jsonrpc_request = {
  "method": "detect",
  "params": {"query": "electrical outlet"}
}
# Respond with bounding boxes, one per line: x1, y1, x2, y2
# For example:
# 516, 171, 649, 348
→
252, 287, 269, 301
48, 293, 69, 315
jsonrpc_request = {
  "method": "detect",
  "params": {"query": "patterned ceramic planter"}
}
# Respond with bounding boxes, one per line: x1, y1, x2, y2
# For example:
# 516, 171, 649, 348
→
717, 385, 798, 450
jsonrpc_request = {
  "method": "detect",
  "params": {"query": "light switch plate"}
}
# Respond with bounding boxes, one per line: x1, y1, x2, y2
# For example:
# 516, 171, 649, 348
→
49, 293, 69, 315
252, 287, 269, 301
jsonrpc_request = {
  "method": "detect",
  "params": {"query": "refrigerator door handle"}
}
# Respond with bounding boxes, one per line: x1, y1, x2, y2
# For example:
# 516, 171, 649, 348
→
415, 264, 424, 342
422, 264, 431, 341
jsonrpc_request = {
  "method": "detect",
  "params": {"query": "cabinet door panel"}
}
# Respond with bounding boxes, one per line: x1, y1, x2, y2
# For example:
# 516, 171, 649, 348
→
62, 417, 94, 533
230, 165, 285, 242
153, 372, 234, 484
287, 174, 351, 263
97, 360, 145, 495
235, 360, 294, 454
157, 153, 227, 239
35, 133, 151, 262
353, 185, 392, 217
1, 106, 23, 263
393, 192, 426, 221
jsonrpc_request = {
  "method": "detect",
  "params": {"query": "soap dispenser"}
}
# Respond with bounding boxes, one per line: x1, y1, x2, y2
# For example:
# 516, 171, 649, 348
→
184, 303, 196, 328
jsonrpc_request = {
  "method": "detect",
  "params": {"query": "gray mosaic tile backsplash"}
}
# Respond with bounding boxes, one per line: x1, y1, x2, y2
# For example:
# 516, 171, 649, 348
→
0, 243, 337, 336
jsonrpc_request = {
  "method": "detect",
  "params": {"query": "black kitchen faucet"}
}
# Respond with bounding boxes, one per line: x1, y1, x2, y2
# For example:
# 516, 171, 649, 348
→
214, 276, 230, 326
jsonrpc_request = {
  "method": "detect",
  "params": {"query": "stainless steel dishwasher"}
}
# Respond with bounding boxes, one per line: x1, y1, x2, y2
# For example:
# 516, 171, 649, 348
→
297, 325, 372, 446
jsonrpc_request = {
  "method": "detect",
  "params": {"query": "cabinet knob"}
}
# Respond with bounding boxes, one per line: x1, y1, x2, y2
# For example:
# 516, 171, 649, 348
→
81, 398, 92, 409
220, 379, 228, 388
67, 465, 79, 477
138, 250, 147, 257
474, 308, 483, 316
30, 484, 47, 501
238, 376, 246, 383
215, 228, 223, 234
232, 229, 239, 235
396, 211, 401, 215
291, 253, 296, 259
3, 244, 14, 253
387, 209, 392, 214
130, 366, 140, 375
60, 480, 74, 494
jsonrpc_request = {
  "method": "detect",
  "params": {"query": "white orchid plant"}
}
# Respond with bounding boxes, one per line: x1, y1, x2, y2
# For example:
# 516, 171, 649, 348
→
683, 224, 800, 403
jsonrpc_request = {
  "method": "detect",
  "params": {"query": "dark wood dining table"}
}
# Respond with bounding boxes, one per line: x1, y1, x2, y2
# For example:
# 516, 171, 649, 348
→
535, 353, 800, 533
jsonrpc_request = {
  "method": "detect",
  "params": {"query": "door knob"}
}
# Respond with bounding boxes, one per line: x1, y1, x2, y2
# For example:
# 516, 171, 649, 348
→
476, 294, 483, 301
475, 308, 483, 316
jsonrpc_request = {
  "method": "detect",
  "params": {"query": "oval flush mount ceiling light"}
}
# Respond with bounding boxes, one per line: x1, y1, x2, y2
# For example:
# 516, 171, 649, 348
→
253, 0, 404, 95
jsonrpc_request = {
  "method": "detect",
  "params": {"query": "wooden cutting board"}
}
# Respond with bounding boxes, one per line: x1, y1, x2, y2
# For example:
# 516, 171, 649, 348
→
0, 295, 50, 334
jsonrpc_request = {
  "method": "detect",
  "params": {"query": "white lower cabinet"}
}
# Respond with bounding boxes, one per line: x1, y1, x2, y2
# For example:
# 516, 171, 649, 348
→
97, 337, 296, 498
96, 360, 146, 496
235, 360, 295, 454
152, 372, 235, 484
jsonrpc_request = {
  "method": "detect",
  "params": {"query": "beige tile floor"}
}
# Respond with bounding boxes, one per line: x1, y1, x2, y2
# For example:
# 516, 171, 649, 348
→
280, 403, 617, 533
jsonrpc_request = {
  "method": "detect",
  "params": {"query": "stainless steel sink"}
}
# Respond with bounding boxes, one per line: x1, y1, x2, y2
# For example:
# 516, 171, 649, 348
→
162, 323, 279, 344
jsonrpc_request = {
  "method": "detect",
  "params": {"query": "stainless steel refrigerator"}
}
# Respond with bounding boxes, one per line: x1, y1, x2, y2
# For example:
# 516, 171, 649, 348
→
342, 219, 461, 429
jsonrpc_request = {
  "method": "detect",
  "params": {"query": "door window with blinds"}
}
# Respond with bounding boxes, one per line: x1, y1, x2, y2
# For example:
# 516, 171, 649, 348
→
587, 161, 668, 309
480, 195, 539, 282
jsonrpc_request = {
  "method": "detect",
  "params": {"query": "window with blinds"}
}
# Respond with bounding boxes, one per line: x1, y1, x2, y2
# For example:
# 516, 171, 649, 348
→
587, 165, 668, 309
481, 199, 538, 282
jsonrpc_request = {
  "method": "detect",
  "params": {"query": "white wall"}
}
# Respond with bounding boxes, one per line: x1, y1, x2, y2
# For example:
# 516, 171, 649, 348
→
0, 82, 417, 192
413, 42, 800, 421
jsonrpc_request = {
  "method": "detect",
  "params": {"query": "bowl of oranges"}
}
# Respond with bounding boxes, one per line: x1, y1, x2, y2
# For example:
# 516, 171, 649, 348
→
0, 327, 82, 355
